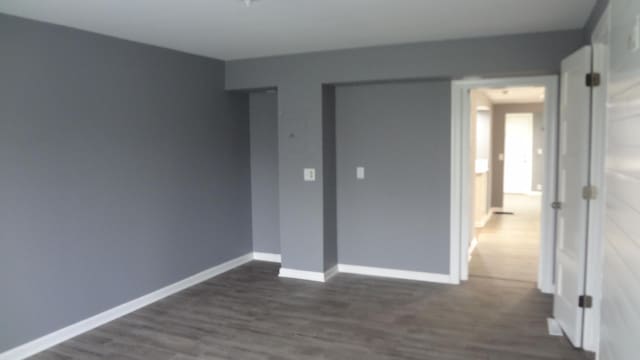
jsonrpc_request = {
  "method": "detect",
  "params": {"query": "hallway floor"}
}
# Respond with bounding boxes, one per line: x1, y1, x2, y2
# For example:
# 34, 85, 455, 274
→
470, 194, 541, 283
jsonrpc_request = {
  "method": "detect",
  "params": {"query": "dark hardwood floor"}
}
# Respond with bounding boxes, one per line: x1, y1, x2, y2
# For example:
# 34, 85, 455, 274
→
30, 261, 591, 360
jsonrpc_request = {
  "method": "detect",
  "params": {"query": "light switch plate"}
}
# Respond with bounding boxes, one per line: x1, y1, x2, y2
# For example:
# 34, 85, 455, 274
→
356, 166, 365, 180
303, 168, 316, 182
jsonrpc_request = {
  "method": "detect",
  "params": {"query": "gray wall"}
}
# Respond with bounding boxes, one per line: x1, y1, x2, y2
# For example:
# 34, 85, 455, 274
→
0, 14, 251, 352
336, 81, 451, 274
584, 0, 610, 41
225, 30, 584, 274
322, 86, 338, 271
226, 31, 584, 89
490, 103, 545, 207
249, 92, 280, 254
275, 84, 326, 272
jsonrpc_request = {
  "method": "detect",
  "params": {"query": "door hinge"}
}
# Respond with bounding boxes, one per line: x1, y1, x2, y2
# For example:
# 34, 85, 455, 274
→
551, 201, 562, 210
579, 295, 593, 309
582, 185, 598, 200
586, 72, 601, 87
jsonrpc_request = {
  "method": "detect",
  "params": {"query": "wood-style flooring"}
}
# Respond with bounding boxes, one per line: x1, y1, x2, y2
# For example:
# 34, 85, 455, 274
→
470, 194, 541, 283
31, 262, 591, 359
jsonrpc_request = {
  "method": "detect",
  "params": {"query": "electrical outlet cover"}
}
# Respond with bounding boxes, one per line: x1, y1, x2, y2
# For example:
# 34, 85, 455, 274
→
303, 168, 316, 182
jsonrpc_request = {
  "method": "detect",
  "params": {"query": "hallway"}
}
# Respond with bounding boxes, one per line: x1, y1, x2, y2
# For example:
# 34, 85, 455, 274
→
470, 194, 541, 283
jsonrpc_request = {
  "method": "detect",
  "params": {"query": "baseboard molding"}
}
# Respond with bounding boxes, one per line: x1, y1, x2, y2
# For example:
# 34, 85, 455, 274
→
475, 209, 494, 228
278, 266, 338, 283
252, 252, 281, 263
547, 318, 563, 336
4, 252, 458, 359
337, 264, 454, 284
324, 265, 339, 281
277, 261, 453, 285
468, 237, 479, 261
0, 253, 254, 360
249, 253, 452, 285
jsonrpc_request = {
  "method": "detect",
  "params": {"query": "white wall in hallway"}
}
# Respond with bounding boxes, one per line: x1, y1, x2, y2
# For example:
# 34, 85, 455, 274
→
503, 113, 534, 194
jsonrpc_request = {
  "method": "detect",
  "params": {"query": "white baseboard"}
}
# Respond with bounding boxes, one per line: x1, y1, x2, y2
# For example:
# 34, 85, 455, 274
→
337, 264, 454, 284
3, 252, 458, 359
252, 252, 281, 263
253, 253, 333, 282
547, 318, 563, 336
324, 265, 338, 281
278, 262, 454, 285
248, 254, 451, 285
475, 210, 494, 228
0, 253, 254, 360
278, 265, 337, 282
468, 237, 479, 261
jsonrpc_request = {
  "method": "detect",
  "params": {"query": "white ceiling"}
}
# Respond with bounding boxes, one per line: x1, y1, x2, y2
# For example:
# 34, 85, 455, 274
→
0, 0, 596, 60
480, 87, 546, 104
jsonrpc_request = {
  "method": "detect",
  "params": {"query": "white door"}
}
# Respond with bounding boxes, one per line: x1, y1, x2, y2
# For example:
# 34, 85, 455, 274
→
503, 113, 533, 194
553, 46, 592, 348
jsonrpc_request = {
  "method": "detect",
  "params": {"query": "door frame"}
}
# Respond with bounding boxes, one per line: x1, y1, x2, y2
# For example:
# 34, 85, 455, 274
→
450, 75, 559, 293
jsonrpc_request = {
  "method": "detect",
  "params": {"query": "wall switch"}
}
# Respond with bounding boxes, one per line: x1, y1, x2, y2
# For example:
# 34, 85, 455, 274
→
356, 166, 365, 180
499, 153, 504, 161
303, 168, 316, 182
537, 148, 543, 155
537, 184, 543, 191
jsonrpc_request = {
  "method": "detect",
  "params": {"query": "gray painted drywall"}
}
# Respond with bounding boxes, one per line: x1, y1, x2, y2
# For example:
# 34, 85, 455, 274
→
0, 13, 251, 352
275, 84, 326, 272
226, 30, 584, 271
584, 0, 609, 40
249, 92, 280, 254
225, 30, 585, 274
226, 30, 584, 89
336, 81, 451, 273
490, 103, 545, 208
322, 86, 338, 271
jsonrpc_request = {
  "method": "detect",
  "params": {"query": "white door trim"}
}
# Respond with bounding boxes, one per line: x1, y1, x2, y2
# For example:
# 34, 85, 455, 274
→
450, 75, 559, 293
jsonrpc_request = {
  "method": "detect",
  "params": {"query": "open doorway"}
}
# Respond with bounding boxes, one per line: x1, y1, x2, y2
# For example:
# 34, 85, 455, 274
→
450, 41, 607, 354
468, 86, 547, 283
450, 76, 558, 294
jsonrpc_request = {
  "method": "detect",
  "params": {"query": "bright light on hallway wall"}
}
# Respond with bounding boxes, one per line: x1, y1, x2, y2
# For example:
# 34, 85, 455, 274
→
242, 0, 259, 7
